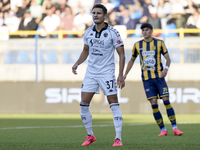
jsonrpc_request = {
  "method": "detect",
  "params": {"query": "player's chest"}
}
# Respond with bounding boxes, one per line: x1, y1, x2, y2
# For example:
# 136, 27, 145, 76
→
87, 31, 113, 49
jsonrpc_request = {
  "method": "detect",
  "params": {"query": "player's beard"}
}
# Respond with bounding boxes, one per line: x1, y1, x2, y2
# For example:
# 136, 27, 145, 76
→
94, 19, 104, 25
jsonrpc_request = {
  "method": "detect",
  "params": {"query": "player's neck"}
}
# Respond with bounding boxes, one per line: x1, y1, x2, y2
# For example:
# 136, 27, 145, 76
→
95, 22, 106, 32
144, 36, 153, 42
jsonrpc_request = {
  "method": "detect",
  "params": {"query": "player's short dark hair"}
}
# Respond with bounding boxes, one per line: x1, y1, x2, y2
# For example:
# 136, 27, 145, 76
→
140, 23, 153, 30
92, 4, 107, 15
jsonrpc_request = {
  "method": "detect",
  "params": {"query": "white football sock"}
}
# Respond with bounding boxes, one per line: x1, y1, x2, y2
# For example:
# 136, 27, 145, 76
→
110, 103, 123, 140
80, 102, 93, 136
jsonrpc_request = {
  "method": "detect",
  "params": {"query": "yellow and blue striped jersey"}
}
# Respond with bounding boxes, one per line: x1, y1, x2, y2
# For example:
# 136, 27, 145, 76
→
132, 38, 168, 81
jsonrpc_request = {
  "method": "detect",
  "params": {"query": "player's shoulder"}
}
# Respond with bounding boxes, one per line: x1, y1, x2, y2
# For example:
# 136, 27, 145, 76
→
134, 39, 144, 45
153, 37, 165, 43
107, 25, 120, 36
84, 26, 94, 36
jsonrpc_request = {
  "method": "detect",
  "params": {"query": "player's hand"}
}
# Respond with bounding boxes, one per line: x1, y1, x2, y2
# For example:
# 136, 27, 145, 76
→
117, 75, 125, 89
123, 74, 127, 80
161, 69, 168, 78
72, 63, 78, 75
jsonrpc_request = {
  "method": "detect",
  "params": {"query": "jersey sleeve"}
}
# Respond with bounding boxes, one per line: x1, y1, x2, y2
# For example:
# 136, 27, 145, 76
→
161, 41, 168, 56
132, 43, 138, 58
112, 29, 124, 48
83, 28, 90, 45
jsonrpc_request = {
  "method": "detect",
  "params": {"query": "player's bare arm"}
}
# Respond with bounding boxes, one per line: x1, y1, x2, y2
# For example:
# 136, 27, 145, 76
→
161, 53, 171, 78
124, 57, 136, 80
116, 46, 125, 89
72, 44, 89, 75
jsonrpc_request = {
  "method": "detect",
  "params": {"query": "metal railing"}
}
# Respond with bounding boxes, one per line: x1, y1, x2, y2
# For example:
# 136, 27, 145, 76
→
6, 28, 200, 39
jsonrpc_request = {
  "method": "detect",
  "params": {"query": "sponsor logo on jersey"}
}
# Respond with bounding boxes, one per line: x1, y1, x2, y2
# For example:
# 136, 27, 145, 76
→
109, 89, 113, 92
142, 51, 155, 56
117, 40, 121, 44
91, 48, 103, 56
90, 39, 104, 48
143, 56, 156, 70
139, 48, 146, 50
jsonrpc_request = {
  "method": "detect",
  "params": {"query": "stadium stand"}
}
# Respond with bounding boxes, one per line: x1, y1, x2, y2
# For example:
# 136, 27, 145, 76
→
0, 0, 200, 65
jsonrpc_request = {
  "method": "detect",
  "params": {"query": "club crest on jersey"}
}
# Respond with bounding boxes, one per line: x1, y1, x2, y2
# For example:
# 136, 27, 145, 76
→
104, 32, 108, 37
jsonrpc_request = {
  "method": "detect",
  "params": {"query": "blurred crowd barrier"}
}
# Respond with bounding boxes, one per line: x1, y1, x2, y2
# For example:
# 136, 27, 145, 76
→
0, 28, 199, 39
0, 37, 200, 81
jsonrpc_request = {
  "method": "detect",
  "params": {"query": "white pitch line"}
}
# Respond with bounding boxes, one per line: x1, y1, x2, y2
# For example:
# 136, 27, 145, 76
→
0, 122, 199, 130
0, 123, 149, 130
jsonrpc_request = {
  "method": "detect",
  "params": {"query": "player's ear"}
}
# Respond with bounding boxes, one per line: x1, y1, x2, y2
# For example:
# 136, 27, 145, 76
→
104, 13, 107, 19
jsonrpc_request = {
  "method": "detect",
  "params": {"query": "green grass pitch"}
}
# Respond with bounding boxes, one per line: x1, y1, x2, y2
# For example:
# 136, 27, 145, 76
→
0, 114, 200, 150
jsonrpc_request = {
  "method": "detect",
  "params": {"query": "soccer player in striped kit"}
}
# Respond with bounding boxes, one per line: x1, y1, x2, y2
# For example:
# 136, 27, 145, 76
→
124, 23, 183, 136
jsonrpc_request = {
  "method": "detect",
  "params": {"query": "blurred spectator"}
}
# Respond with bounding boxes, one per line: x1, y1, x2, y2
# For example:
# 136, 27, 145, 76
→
140, 0, 154, 24
18, 9, 38, 38
68, 0, 94, 15
60, 6, 74, 38
129, 0, 143, 20
60, 0, 68, 13
118, 9, 139, 36
0, 11, 4, 26
148, 7, 161, 29
107, 10, 121, 26
39, 6, 61, 38
30, 0, 42, 23
168, 0, 186, 28
55, 5, 62, 18
148, 6, 161, 37
0, 0, 11, 18
41, 0, 52, 20
16, 0, 29, 20
157, 0, 170, 29
185, 5, 200, 29
79, 0, 94, 14
119, 0, 133, 8
11, 0, 22, 11
101, 0, 115, 13
4, 9, 20, 34
73, 7, 92, 37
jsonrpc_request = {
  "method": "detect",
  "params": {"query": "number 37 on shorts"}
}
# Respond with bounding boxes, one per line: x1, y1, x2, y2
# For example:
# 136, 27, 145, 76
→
81, 75, 118, 96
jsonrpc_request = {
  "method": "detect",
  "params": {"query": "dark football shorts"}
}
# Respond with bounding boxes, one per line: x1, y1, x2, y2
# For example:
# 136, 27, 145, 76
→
143, 78, 169, 100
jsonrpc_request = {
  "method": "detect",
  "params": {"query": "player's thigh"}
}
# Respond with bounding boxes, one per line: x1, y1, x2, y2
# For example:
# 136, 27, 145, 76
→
143, 79, 158, 100
81, 76, 100, 94
81, 92, 95, 104
157, 78, 169, 99
98, 75, 118, 96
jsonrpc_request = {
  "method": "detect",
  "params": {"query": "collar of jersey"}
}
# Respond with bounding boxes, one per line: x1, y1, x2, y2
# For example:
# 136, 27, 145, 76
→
143, 37, 154, 43
92, 22, 108, 32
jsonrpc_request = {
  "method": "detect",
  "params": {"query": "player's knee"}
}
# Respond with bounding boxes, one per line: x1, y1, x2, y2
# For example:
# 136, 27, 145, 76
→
162, 96, 169, 102
149, 98, 157, 105
110, 103, 122, 118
